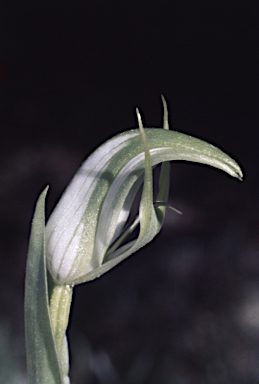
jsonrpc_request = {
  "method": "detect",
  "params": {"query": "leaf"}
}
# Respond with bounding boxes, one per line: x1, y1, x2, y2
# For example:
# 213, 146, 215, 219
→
25, 187, 63, 384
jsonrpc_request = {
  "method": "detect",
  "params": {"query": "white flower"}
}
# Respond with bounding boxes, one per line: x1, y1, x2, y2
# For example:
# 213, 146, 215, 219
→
45, 97, 242, 285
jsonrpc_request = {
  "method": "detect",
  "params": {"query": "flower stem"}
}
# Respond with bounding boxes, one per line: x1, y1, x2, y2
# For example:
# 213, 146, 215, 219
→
49, 283, 73, 380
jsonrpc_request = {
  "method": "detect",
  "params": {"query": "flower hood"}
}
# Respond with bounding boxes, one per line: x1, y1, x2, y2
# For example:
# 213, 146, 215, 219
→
45, 98, 242, 285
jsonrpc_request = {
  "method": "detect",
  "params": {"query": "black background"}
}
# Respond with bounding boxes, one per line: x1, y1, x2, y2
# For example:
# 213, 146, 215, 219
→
0, 1, 258, 383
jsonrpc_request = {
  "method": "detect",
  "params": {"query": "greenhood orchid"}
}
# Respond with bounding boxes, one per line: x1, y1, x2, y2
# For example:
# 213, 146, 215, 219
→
25, 97, 243, 384
45, 97, 242, 286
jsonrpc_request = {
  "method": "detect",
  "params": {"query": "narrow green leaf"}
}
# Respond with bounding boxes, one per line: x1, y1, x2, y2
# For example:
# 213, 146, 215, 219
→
25, 187, 63, 384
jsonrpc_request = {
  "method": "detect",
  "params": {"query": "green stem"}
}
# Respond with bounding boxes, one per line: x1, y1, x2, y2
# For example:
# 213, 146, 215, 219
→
49, 283, 73, 379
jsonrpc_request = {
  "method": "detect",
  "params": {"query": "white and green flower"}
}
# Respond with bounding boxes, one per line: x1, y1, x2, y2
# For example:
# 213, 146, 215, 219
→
25, 97, 243, 384
45, 97, 242, 285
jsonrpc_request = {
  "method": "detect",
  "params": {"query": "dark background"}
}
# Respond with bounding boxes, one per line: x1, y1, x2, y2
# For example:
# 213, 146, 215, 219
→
0, 1, 258, 383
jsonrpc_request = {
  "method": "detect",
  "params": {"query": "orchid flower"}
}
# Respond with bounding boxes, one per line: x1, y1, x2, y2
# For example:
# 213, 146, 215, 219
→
45, 97, 242, 285
25, 97, 243, 384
